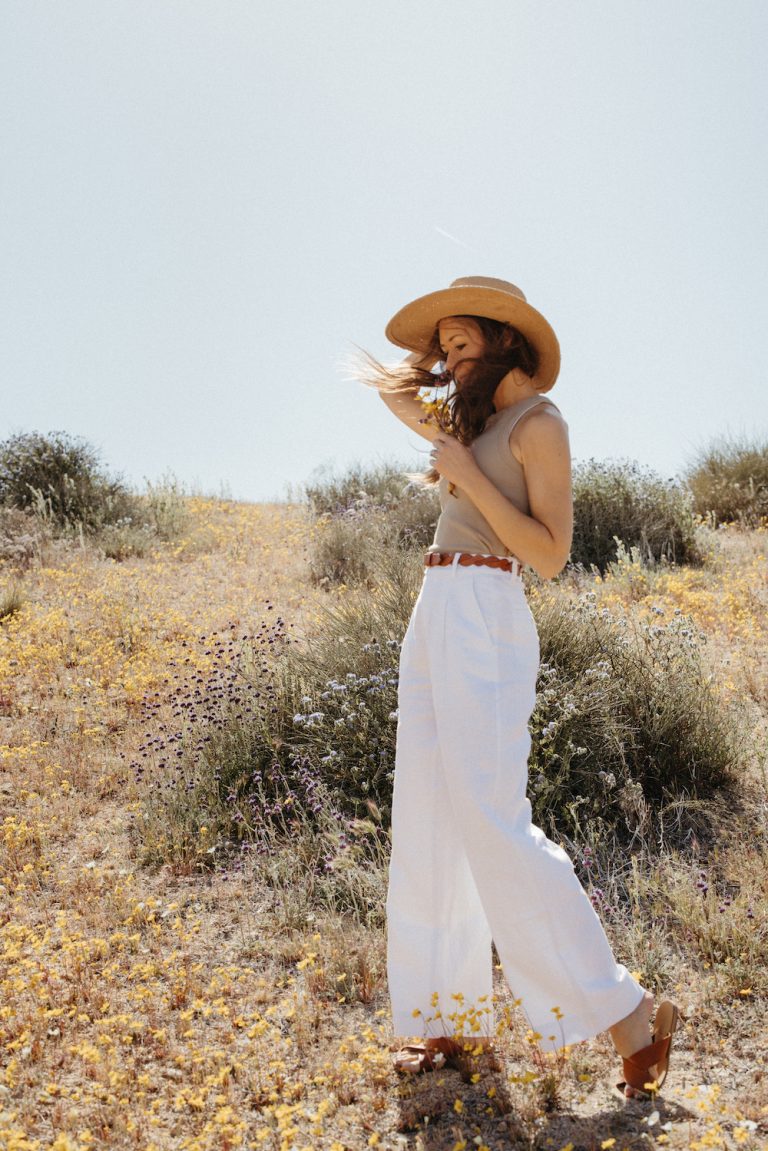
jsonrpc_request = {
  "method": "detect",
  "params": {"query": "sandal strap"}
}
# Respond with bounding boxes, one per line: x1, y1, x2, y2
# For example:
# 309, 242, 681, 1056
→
427, 1037, 464, 1061
620, 1034, 672, 1091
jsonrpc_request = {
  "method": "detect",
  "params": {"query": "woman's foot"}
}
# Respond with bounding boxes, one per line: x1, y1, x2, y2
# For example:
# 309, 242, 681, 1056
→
392, 1035, 494, 1074
393, 1036, 464, 1074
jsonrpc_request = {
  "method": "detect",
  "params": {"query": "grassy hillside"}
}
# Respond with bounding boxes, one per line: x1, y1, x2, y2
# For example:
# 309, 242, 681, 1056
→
0, 499, 766, 1150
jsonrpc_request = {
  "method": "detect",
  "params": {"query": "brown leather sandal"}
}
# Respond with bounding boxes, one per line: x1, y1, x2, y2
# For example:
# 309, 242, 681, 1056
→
616, 1000, 680, 1098
393, 1036, 464, 1074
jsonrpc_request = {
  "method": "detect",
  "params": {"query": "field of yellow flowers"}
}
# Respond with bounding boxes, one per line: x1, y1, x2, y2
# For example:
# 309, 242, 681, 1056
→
1, 502, 766, 1151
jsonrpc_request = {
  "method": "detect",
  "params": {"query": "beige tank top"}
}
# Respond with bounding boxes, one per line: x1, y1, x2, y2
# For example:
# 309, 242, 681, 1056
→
428, 394, 561, 557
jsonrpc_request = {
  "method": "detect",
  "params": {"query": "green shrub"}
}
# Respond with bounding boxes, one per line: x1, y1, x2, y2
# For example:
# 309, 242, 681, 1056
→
571, 459, 700, 573
0, 435, 190, 559
0, 431, 137, 532
527, 589, 743, 848
684, 435, 768, 526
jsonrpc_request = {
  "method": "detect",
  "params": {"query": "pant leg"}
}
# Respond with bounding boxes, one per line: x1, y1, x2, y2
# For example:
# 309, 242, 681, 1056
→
429, 565, 644, 1051
387, 575, 493, 1039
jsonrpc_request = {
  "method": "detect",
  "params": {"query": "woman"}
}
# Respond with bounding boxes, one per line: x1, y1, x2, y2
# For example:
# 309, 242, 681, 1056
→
368, 276, 678, 1097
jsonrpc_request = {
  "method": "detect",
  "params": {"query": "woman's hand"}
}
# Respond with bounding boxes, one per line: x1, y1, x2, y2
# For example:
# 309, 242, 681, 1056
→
429, 435, 480, 490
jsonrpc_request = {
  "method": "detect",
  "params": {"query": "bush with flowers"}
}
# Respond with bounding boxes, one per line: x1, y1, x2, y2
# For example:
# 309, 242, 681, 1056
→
135, 547, 745, 906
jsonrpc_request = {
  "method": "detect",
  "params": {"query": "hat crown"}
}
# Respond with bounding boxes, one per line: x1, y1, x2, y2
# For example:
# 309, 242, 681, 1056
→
449, 276, 527, 303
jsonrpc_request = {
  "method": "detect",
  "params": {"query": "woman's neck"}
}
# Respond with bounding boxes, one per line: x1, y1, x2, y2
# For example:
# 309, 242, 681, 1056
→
492, 368, 542, 411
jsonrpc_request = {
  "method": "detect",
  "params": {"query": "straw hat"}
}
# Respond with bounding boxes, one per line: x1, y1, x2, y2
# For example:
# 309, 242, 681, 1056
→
385, 275, 561, 392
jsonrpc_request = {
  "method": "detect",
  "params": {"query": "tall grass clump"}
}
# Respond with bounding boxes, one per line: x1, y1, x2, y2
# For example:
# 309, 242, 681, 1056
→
306, 461, 439, 586
684, 434, 768, 526
571, 459, 700, 573
97, 475, 191, 559
0, 430, 138, 532
0, 580, 24, 621
142, 474, 191, 539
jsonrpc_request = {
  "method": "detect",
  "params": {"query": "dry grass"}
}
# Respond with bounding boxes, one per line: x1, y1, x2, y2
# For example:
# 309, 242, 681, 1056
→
0, 503, 766, 1149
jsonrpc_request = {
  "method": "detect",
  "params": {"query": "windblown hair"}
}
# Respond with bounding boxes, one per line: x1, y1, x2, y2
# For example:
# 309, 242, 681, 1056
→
359, 316, 539, 483
444, 316, 538, 443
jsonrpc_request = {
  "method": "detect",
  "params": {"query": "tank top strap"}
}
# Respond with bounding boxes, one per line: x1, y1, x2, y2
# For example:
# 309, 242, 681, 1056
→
494, 394, 559, 436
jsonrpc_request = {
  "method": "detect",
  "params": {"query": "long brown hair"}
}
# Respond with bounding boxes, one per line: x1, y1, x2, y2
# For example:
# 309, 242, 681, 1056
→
445, 316, 538, 444
360, 316, 539, 482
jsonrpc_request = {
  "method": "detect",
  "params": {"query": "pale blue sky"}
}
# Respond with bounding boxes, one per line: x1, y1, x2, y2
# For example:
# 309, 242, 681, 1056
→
2, 1, 766, 500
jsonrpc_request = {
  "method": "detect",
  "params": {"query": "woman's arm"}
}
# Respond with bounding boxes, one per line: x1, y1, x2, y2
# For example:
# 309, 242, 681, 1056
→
379, 389, 441, 443
429, 408, 573, 579
377, 352, 441, 443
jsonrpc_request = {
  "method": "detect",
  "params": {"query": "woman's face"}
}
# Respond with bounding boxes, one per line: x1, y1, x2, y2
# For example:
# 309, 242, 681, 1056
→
437, 317, 486, 383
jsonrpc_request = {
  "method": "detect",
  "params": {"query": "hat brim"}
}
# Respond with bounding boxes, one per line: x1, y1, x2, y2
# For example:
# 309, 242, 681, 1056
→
385, 285, 560, 392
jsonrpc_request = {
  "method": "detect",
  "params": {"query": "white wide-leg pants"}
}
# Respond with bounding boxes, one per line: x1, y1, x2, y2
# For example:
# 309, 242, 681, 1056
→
386, 562, 644, 1051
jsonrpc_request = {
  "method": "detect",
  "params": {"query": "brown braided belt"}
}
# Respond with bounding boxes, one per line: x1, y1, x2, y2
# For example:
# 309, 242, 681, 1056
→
424, 551, 521, 575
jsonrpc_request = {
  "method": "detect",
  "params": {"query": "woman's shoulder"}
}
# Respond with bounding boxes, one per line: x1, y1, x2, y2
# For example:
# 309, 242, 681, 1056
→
523, 396, 567, 427
507, 397, 569, 462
